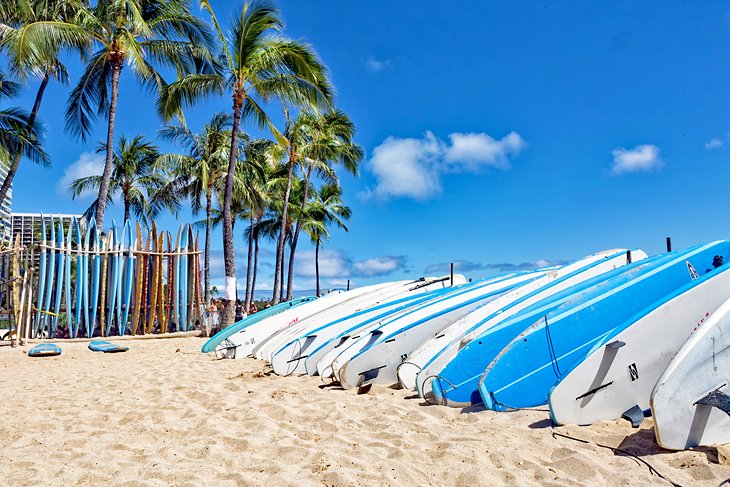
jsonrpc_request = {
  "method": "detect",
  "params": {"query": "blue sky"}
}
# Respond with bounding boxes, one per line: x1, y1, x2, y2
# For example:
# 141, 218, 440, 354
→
6, 1, 730, 296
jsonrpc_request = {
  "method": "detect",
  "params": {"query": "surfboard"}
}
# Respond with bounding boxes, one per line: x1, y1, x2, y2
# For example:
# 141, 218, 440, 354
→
41, 216, 56, 337
120, 220, 134, 335
147, 222, 159, 334
64, 220, 73, 337
131, 222, 143, 335
88, 340, 129, 353
106, 221, 119, 336
186, 225, 195, 331
34, 214, 47, 338
99, 232, 109, 338
88, 219, 100, 338
651, 295, 730, 449
165, 232, 175, 330
156, 231, 166, 333
73, 218, 83, 338
549, 261, 730, 426
172, 226, 181, 331
28, 343, 61, 357
140, 230, 150, 334
51, 218, 65, 338
179, 225, 189, 331
477, 241, 730, 412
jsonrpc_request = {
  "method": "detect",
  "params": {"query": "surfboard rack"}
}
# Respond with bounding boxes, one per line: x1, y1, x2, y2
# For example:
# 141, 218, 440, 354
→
696, 390, 730, 416
622, 404, 644, 427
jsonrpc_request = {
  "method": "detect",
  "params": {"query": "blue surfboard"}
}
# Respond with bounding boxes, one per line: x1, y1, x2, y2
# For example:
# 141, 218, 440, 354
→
88, 340, 128, 353
28, 343, 62, 357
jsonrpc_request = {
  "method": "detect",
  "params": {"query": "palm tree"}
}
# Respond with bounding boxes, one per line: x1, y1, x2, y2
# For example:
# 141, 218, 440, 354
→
0, 72, 47, 168
158, 0, 332, 326
68, 135, 165, 224
0, 0, 86, 202
158, 113, 233, 304
65, 0, 213, 230
283, 110, 362, 300
303, 183, 351, 296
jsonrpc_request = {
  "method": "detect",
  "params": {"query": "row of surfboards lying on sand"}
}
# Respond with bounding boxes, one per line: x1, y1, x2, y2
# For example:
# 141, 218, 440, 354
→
28, 216, 204, 338
203, 241, 730, 450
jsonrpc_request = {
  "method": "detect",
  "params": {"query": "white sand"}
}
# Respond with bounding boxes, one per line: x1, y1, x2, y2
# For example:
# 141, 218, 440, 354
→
0, 337, 728, 486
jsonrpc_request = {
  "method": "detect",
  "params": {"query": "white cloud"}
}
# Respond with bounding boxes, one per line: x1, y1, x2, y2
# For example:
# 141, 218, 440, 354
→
295, 249, 406, 279
705, 138, 724, 149
444, 131, 526, 171
365, 55, 391, 72
610, 144, 662, 175
57, 152, 104, 197
365, 130, 526, 201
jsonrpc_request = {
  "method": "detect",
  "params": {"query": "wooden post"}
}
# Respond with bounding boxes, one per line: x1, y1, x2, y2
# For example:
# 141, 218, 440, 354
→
666, 237, 672, 252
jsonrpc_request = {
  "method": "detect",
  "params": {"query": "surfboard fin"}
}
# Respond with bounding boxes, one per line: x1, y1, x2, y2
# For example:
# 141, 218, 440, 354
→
622, 405, 644, 427
696, 390, 730, 416
359, 365, 385, 384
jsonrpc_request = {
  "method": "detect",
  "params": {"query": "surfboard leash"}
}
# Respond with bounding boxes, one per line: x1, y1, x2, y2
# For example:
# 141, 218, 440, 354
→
551, 428, 684, 487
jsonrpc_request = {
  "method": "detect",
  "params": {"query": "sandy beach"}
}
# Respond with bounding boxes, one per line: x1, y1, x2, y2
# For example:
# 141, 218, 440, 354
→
0, 337, 727, 486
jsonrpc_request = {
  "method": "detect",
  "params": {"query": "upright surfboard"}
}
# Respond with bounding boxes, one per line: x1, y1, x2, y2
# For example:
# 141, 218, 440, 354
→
51, 218, 65, 337
73, 218, 83, 338
166, 231, 173, 331
147, 222, 159, 334
34, 215, 47, 337
179, 225, 189, 331
131, 222, 144, 335
88, 219, 101, 338
172, 226, 181, 331
186, 225, 195, 331
120, 220, 134, 335
156, 231, 166, 333
64, 221, 73, 337
41, 216, 56, 337
106, 221, 119, 336
651, 296, 730, 449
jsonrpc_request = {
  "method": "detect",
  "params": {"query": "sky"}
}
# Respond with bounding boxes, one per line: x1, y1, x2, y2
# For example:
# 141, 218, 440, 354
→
6, 1, 730, 297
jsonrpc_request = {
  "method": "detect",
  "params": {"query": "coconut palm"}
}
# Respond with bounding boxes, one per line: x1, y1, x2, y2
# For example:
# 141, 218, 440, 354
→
0, 0, 86, 202
0, 72, 48, 169
68, 135, 165, 224
157, 113, 233, 304
283, 110, 362, 300
64, 0, 214, 230
158, 0, 332, 325
303, 183, 351, 296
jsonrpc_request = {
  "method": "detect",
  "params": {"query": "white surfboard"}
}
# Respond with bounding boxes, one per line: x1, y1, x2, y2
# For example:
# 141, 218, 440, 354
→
650, 295, 730, 449
549, 264, 730, 426
411, 249, 644, 397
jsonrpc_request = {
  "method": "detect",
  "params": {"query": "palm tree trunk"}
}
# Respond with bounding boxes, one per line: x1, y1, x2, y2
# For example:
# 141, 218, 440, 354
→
315, 237, 321, 297
244, 213, 254, 311
123, 197, 130, 223
285, 164, 313, 301
272, 155, 295, 303
221, 90, 243, 327
279, 233, 288, 302
0, 71, 50, 204
204, 188, 212, 304
96, 62, 123, 230
251, 226, 259, 302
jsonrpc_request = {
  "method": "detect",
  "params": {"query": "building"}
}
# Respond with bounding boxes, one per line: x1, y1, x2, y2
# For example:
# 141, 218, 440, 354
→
0, 164, 11, 244
11, 213, 83, 270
